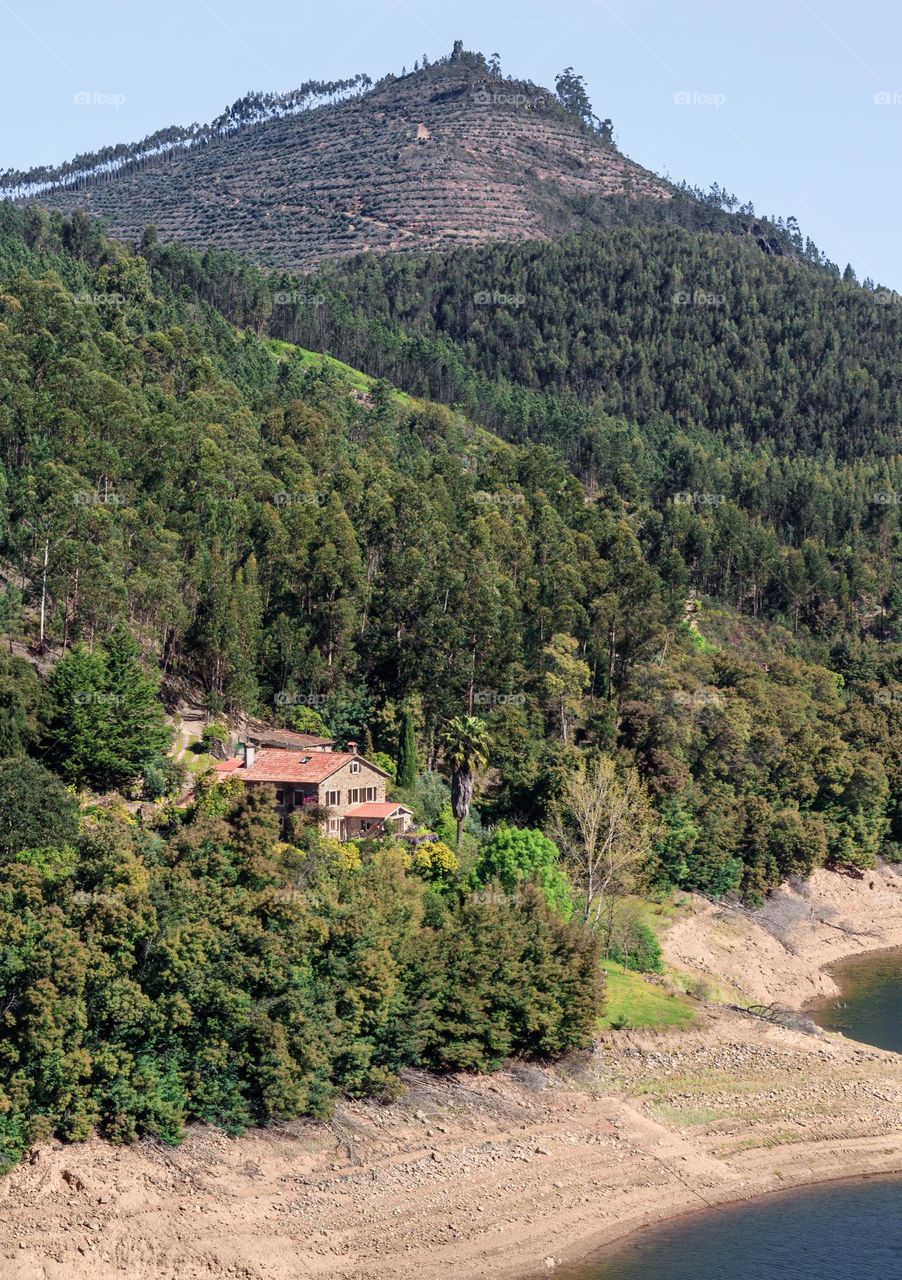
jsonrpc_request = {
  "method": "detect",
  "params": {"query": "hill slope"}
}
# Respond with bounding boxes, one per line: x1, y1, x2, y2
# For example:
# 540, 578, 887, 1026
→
0, 205, 899, 899
27, 57, 670, 271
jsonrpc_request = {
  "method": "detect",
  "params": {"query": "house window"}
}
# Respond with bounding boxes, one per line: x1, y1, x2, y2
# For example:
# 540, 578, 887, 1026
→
348, 788, 360, 804
328, 818, 339, 833
326, 789, 340, 807
365, 786, 376, 802
350, 760, 360, 774
275, 789, 284, 804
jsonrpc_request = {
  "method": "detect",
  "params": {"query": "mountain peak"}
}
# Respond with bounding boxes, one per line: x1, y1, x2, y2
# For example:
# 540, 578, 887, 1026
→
23, 52, 671, 272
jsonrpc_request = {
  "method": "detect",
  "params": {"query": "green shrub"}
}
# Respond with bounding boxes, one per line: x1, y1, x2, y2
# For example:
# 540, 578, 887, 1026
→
473, 825, 574, 918
143, 755, 187, 799
200, 722, 229, 752
608, 919, 663, 974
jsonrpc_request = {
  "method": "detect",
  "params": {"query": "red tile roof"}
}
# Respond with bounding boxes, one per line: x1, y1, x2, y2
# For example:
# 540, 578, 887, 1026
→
345, 802, 412, 818
214, 758, 243, 773
237, 748, 389, 785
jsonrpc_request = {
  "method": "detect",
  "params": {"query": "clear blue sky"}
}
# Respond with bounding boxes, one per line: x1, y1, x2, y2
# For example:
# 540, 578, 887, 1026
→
3, 0, 900, 286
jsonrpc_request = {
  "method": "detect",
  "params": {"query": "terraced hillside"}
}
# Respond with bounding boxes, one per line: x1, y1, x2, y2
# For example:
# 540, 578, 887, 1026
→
33, 60, 671, 271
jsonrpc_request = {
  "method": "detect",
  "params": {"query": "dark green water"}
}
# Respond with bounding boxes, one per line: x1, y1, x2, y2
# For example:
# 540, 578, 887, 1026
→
557, 1177, 902, 1279
808, 949, 902, 1054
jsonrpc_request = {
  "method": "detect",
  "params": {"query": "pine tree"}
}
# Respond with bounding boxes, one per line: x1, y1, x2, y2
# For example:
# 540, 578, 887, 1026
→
44, 645, 111, 788
44, 623, 170, 791
101, 621, 171, 784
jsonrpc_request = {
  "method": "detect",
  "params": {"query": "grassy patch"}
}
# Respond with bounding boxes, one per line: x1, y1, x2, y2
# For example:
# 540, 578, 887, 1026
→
598, 961, 696, 1032
631, 893, 693, 930
180, 749, 218, 775
265, 339, 412, 400
681, 619, 720, 654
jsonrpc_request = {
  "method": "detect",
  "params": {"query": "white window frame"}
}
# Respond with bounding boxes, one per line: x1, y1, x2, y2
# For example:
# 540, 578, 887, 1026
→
350, 760, 361, 774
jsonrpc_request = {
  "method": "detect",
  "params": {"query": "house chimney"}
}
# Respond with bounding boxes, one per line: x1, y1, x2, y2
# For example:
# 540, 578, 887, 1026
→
243, 742, 256, 768
347, 740, 358, 755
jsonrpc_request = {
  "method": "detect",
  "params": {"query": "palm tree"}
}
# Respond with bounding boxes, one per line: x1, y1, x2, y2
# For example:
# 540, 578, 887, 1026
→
442, 715, 490, 848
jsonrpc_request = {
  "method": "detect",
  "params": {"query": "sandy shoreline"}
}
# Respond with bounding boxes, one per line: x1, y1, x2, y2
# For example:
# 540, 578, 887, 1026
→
0, 865, 900, 1280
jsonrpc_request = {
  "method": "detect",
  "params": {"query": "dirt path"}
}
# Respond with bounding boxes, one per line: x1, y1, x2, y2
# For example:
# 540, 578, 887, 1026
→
1, 869, 900, 1280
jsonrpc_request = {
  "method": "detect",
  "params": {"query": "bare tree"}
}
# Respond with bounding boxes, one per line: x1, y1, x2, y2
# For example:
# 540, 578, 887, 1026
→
552, 756, 658, 947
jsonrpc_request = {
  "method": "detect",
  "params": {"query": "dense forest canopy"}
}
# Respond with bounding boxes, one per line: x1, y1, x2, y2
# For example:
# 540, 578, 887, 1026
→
292, 228, 902, 462
0, 204, 898, 906
0, 182, 899, 1162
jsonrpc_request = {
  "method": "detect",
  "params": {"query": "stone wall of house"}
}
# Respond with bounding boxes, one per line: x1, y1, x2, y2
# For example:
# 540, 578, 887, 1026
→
317, 758, 386, 810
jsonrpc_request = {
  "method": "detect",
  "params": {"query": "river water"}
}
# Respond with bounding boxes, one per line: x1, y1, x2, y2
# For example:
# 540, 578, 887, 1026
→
556, 1176, 902, 1280
555, 949, 902, 1279
807, 948, 902, 1055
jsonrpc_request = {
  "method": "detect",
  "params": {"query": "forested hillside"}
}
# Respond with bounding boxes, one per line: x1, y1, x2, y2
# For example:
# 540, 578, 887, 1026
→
140, 216, 902, 633
0, 185, 900, 1162
0, 203, 899, 903
298, 228, 901, 459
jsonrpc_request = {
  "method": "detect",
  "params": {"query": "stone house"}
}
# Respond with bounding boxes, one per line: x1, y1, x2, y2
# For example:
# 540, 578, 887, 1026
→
215, 741, 413, 840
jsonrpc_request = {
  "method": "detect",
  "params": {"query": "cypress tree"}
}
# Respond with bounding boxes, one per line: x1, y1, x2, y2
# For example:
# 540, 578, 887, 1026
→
396, 708, 417, 790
